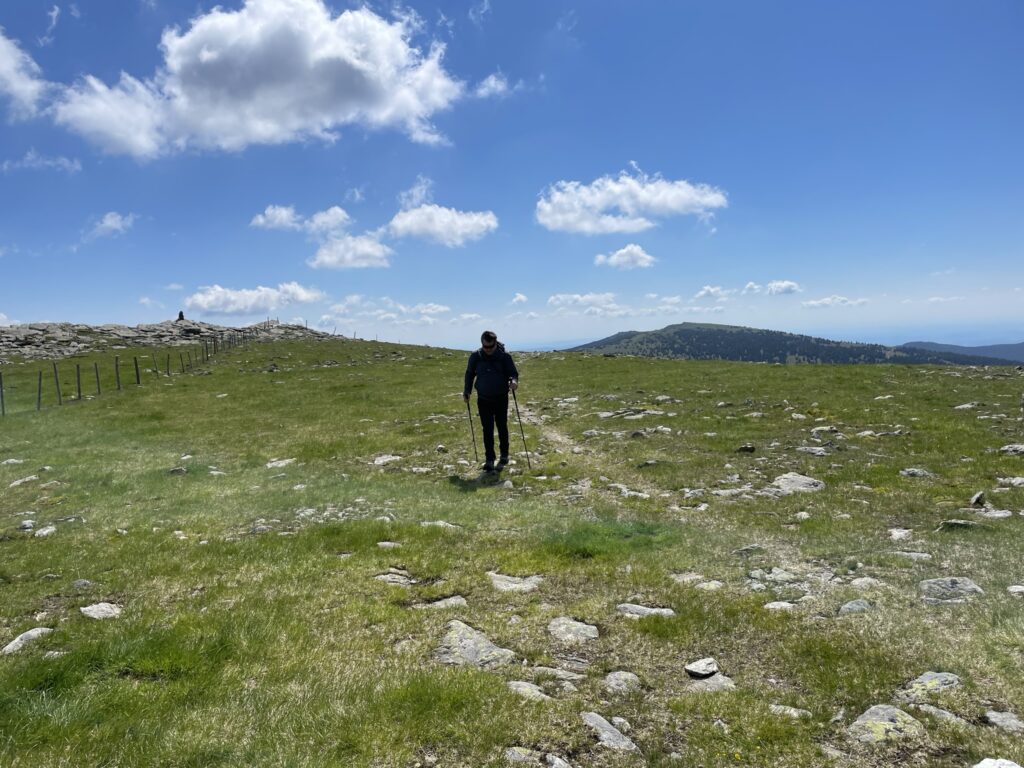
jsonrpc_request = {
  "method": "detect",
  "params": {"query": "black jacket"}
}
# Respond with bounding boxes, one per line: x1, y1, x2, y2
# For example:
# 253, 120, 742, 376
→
464, 343, 519, 399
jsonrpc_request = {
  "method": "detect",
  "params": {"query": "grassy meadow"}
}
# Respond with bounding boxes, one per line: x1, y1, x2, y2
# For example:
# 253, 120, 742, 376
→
1, 338, 1023, 767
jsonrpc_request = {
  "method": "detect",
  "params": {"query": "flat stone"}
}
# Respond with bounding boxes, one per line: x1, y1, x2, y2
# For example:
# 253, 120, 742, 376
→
695, 580, 724, 591
839, 599, 872, 615
373, 454, 402, 465
900, 468, 933, 478
893, 551, 932, 562
377, 541, 401, 549
976, 507, 1013, 519
985, 711, 1024, 733
375, 568, 416, 586
9, 475, 39, 488
895, 672, 961, 704
971, 491, 986, 507
670, 572, 705, 585
581, 712, 638, 751
973, 761, 1023, 768
34, 525, 57, 538
771, 473, 825, 494
685, 657, 720, 678
415, 595, 467, 610
80, 602, 122, 620
764, 601, 796, 611
936, 519, 981, 531
999, 444, 1024, 456
603, 671, 641, 694
507, 681, 551, 701
616, 603, 675, 619
72, 579, 93, 590
770, 704, 812, 719
18, 520, 35, 531
544, 756, 573, 768
912, 703, 970, 726
1008, 585, 1024, 598
435, 621, 515, 669
505, 747, 543, 764
851, 577, 884, 590
847, 704, 924, 743
548, 617, 599, 644
687, 673, 736, 692
889, 528, 913, 541
997, 477, 1024, 487
420, 520, 461, 529
2, 627, 54, 654
919, 577, 984, 604
488, 572, 544, 593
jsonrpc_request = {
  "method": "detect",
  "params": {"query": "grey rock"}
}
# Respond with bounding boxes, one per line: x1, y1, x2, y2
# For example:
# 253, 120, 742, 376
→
847, 705, 924, 743
505, 747, 543, 764
900, 468, 933, 478
1008, 585, 1024, 598
851, 577, 884, 590
997, 476, 1024, 487
421, 520, 461, 529
695, 580, 724, 591
684, 657, 719, 678
435, 620, 515, 668
973, 761, 1023, 768
985, 711, 1024, 733
796, 446, 828, 457
548, 617, 599, 644
889, 527, 913, 541
415, 595, 467, 610
616, 603, 675, 619
34, 525, 57, 538
770, 704, 812, 719
18, 520, 35, 531
2, 627, 54, 654
545, 756, 573, 768
71, 579, 93, 590
912, 703, 969, 726
893, 551, 932, 562
839, 599, 872, 615
603, 671, 642, 694
764, 601, 796, 611
581, 712, 638, 751
971, 491, 986, 507
936, 519, 981, 531
771, 473, 825, 494
80, 602, 122, 620
687, 673, 736, 692
507, 681, 551, 701
919, 576, 984, 604
168, 466, 187, 476
488, 572, 543, 593
999, 444, 1024, 456
895, 672, 961, 704
8, 474, 39, 488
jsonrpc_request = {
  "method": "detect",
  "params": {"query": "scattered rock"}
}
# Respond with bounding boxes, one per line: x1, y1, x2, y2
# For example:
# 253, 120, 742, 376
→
72, 579, 93, 590
435, 620, 515, 669
851, 577, 884, 590
900, 468, 933, 478
9, 475, 39, 488
687, 673, 736, 693
18, 520, 35, 531
919, 577, 984, 604
420, 520, 461, 529
736, 444, 756, 453
168, 466, 187, 476
935, 519, 981, 531
685, 658, 719, 678
581, 712, 638, 751
415, 595, 467, 610
695, 580, 724, 591
912, 703, 970, 726
973, 760, 1023, 768
616, 603, 674, 619
971, 491, 986, 507
80, 602, 122, 620
375, 568, 417, 586
999, 444, 1024, 456
488, 572, 544, 593
603, 671, 642, 694
771, 473, 825, 494
770, 704, 812, 719
985, 711, 1024, 733
839, 599, 872, 615
847, 705, 924, 743
373, 454, 402, 465
505, 747, 542, 764
889, 528, 913, 541
1008, 586, 1024, 598
764, 601, 796, 611
507, 681, 551, 702
895, 672, 961, 704
2, 627, 54, 655
548, 617, 599, 644
377, 541, 401, 549
34, 525, 57, 538
893, 551, 932, 562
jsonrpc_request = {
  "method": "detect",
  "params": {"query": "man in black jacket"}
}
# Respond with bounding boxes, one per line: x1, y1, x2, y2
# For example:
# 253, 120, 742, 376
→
463, 330, 519, 471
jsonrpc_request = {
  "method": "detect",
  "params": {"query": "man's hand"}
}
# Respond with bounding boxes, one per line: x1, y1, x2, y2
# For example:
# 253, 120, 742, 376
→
463, 393, 470, 403
509, 379, 518, 393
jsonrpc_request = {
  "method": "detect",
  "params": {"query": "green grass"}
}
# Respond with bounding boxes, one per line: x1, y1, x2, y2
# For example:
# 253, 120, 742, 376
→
2, 339, 1024, 766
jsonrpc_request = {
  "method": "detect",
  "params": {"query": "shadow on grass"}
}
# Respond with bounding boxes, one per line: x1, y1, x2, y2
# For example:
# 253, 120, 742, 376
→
446, 472, 503, 493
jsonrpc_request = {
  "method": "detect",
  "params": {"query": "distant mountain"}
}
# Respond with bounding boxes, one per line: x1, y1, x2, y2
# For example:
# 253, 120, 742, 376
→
901, 340, 1024, 364
569, 322, 1015, 365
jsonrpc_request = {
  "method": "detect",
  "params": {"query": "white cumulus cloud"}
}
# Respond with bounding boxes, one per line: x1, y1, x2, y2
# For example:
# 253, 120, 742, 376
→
766, 280, 802, 295
0, 28, 48, 118
802, 295, 869, 308
309, 234, 392, 269
250, 205, 303, 231
389, 204, 498, 247
87, 211, 137, 240
474, 72, 509, 98
594, 243, 655, 270
547, 292, 616, 307
2, 148, 81, 174
536, 167, 727, 234
185, 281, 326, 314
927, 296, 964, 303
512, 292, 527, 304
694, 285, 734, 302
53, 1, 464, 158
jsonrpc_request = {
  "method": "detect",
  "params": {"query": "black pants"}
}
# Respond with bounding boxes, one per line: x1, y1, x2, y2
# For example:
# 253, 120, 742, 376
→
477, 394, 509, 463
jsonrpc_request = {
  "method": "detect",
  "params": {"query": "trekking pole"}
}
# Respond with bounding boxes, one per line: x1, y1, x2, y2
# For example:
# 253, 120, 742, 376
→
465, 398, 479, 463
511, 389, 531, 470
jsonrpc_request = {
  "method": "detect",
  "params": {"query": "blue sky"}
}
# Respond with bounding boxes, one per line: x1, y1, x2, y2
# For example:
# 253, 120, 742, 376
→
1, 0, 1022, 350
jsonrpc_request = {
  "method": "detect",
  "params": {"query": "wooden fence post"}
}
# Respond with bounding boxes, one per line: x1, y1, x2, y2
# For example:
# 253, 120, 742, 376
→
152, 354, 158, 375
94, 362, 101, 396
0, 371, 5, 417
53, 363, 62, 405
134, 357, 141, 386
179, 352, 185, 374
76, 364, 82, 400
187, 351, 193, 370
115, 356, 122, 390
37, 370, 43, 411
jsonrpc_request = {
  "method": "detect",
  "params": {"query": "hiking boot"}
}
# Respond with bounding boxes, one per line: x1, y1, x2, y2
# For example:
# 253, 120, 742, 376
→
497, 456, 509, 468
482, 461, 495, 472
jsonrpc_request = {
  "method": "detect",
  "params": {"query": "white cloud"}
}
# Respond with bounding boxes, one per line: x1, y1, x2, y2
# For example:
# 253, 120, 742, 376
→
468, 0, 491, 27
389, 204, 498, 247
345, 187, 365, 203
398, 175, 434, 209
765, 280, 802, 295
512, 293, 527, 304
306, 206, 352, 236
742, 281, 762, 294
185, 281, 326, 314
0, 312, 13, 326
927, 296, 965, 303
694, 285, 734, 302
53, 2, 464, 158
801, 295, 869, 308
308, 234, 392, 269
454, 312, 482, 323
39, 6, 60, 47
547, 292, 616, 307
139, 296, 164, 309
594, 243, 655, 270
250, 205, 303, 231
474, 72, 509, 98
536, 167, 728, 234
164, 283, 183, 291
0, 28, 48, 118
87, 211, 137, 240
2, 148, 81, 174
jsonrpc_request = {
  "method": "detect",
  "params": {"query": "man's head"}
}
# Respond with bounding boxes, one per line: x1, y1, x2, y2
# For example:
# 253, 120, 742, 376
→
480, 330, 497, 355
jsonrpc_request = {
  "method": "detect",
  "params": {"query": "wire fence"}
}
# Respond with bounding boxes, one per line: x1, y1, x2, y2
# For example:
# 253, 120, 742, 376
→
0, 329, 259, 418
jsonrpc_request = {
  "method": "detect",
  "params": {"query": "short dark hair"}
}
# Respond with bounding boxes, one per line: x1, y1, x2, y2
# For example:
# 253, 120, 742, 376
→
481, 330, 497, 344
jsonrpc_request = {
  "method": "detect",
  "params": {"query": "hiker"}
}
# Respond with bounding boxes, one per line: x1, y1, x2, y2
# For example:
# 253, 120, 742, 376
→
464, 330, 519, 471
